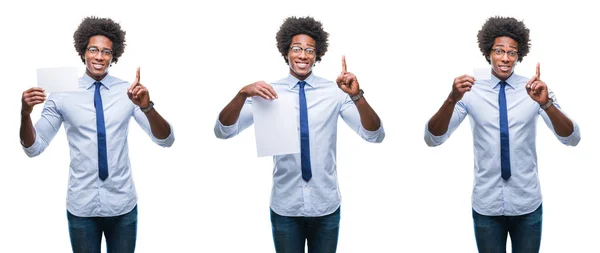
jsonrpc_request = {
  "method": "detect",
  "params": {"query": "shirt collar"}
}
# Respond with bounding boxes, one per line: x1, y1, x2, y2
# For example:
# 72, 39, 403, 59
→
491, 71, 517, 90
83, 73, 113, 90
287, 73, 316, 89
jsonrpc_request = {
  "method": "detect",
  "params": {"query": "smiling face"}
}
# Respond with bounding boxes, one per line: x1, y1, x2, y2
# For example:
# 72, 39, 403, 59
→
84, 35, 113, 81
489, 36, 519, 80
287, 34, 316, 80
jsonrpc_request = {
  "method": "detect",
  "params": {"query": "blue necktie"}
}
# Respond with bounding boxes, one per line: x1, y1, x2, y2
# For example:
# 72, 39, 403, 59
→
298, 81, 312, 181
94, 82, 109, 180
498, 81, 511, 180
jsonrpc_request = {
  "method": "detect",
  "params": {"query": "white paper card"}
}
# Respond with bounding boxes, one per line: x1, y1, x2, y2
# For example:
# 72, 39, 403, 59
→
252, 92, 300, 157
473, 68, 491, 81
37, 67, 79, 93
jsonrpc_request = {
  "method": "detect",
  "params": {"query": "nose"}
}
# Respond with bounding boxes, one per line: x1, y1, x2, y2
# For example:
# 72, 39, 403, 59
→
501, 52, 510, 62
94, 51, 104, 61
298, 51, 309, 59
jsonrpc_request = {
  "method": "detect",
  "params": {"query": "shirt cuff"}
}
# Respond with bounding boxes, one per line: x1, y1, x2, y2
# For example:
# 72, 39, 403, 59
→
359, 122, 385, 143
215, 119, 239, 139
556, 121, 581, 146
424, 121, 447, 147
151, 123, 175, 147
22, 136, 42, 157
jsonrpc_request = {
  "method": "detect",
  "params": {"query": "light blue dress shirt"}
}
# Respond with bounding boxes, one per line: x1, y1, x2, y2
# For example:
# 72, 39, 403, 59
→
215, 74, 385, 217
425, 73, 580, 216
23, 73, 175, 217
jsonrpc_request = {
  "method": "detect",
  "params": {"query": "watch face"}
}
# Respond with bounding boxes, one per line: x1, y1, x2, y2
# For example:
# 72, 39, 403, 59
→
542, 99, 553, 110
142, 101, 154, 112
351, 90, 364, 101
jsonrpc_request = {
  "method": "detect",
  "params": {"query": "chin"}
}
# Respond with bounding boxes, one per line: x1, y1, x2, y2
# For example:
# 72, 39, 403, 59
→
494, 69, 512, 78
292, 70, 308, 77
88, 67, 108, 76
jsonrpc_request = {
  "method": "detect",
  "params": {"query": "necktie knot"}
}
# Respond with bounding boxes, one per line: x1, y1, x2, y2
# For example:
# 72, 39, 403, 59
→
499, 81, 507, 88
298, 81, 306, 89
94, 81, 103, 91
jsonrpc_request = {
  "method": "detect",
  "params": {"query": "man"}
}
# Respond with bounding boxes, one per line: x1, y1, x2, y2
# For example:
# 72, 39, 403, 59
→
424, 16, 580, 253
20, 16, 174, 253
214, 16, 384, 253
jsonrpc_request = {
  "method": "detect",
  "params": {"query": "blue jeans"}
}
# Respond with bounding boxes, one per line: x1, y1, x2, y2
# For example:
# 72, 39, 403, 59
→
270, 207, 341, 253
473, 204, 542, 253
67, 205, 138, 253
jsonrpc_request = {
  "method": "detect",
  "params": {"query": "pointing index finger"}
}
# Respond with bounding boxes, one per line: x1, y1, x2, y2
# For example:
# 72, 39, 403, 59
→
536, 63, 540, 79
128, 67, 141, 93
136, 66, 141, 83
342, 55, 347, 73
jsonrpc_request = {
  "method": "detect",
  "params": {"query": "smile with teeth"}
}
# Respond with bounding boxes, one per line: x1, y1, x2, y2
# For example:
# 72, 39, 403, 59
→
499, 65, 511, 71
296, 62, 309, 68
92, 63, 105, 70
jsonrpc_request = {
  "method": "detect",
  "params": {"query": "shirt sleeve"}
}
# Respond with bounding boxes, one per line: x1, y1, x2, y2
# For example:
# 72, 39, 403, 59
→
214, 98, 254, 139
22, 97, 63, 157
538, 90, 581, 146
424, 99, 468, 147
133, 105, 175, 147
339, 95, 385, 143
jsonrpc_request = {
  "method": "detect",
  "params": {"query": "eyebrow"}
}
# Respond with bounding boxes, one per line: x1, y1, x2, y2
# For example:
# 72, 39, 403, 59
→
291, 42, 316, 48
88, 45, 113, 50
493, 44, 518, 49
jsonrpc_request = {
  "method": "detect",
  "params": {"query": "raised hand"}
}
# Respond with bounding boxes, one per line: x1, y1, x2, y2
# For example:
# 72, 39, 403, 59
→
239, 81, 278, 100
525, 63, 549, 105
127, 67, 150, 108
336, 56, 360, 96
21, 87, 46, 115
450, 74, 475, 103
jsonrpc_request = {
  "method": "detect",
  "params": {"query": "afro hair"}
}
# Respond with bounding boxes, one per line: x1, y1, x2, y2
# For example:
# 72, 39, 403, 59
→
276, 16, 329, 64
73, 16, 126, 64
477, 16, 530, 63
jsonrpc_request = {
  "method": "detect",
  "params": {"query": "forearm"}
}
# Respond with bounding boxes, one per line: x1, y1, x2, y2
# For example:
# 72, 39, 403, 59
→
353, 97, 380, 131
218, 92, 247, 126
20, 114, 36, 147
543, 105, 574, 137
427, 96, 457, 136
144, 109, 171, 139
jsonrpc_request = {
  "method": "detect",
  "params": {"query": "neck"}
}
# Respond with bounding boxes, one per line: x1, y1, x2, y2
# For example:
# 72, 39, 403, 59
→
290, 70, 311, 81
491, 69, 513, 81
86, 71, 108, 81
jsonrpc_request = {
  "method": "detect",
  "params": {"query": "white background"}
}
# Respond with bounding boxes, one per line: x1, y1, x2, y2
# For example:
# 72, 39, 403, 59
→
1, 0, 598, 252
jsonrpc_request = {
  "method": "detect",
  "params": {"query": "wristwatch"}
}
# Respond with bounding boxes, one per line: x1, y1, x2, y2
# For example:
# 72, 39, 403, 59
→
540, 98, 553, 110
140, 101, 154, 113
351, 89, 364, 101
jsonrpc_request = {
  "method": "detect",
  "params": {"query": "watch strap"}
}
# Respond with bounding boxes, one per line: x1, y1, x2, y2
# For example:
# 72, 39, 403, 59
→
541, 98, 553, 110
141, 101, 154, 113
351, 89, 364, 101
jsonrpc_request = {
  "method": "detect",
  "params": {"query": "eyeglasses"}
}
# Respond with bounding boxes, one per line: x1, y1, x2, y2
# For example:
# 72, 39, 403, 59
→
492, 48, 518, 59
290, 46, 316, 56
87, 46, 113, 57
